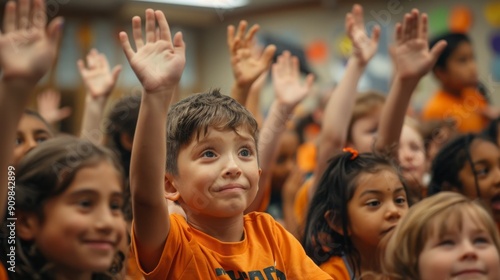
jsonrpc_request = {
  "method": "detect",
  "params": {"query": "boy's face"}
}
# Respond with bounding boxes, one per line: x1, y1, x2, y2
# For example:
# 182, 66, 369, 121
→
438, 41, 478, 90
170, 127, 261, 218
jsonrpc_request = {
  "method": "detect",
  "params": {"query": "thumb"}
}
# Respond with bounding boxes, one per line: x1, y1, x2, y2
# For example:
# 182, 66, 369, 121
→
429, 40, 447, 65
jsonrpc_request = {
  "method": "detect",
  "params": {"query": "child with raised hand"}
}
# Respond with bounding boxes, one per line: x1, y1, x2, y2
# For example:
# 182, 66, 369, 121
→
36, 88, 72, 126
428, 133, 500, 227
374, 9, 447, 203
78, 48, 122, 145
382, 192, 500, 280
227, 20, 275, 112
247, 50, 313, 214
121, 9, 331, 279
303, 149, 409, 279
294, 3, 383, 229
1, 137, 127, 279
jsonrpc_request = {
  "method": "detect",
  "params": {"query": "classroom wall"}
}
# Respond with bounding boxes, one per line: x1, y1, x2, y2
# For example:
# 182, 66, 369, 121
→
198, 0, 500, 114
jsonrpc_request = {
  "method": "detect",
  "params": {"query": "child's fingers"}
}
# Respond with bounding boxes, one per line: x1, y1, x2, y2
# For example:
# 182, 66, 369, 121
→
173, 31, 185, 52
305, 73, 315, 91
410, 9, 419, 39
99, 53, 111, 71
17, 0, 30, 29
32, 0, 46, 30
419, 13, 429, 41
227, 25, 235, 49
76, 59, 86, 74
429, 40, 447, 64
132, 16, 144, 49
155, 10, 172, 43
111, 65, 122, 82
352, 4, 364, 28
244, 24, 259, 45
371, 25, 381, 44
145, 9, 156, 43
46, 17, 63, 48
235, 20, 247, 42
3, 1, 16, 32
260, 44, 276, 66
402, 13, 411, 42
283, 51, 292, 75
345, 13, 353, 36
119, 32, 135, 61
394, 22, 402, 45
291, 55, 299, 80
87, 48, 98, 69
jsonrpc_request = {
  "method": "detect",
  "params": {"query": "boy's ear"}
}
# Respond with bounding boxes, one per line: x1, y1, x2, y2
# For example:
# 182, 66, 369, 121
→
324, 210, 350, 236
164, 173, 180, 201
258, 168, 262, 177
16, 212, 39, 240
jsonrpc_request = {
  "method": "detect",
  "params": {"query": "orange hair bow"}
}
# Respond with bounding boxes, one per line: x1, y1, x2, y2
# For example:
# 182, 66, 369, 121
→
342, 147, 359, 160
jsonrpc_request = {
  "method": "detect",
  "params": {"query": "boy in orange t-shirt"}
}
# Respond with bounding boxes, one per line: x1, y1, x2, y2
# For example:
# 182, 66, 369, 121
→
422, 33, 491, 133
122, 9, 331, 280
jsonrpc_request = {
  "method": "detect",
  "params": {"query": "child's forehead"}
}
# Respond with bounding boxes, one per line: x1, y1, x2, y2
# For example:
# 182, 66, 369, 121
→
191, 125, 256, 143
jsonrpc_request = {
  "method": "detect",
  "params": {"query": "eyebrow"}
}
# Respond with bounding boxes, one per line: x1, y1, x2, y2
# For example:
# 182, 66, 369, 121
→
68, 189, 123, 198
359, 187, 405, 198
33, 129, 50, 135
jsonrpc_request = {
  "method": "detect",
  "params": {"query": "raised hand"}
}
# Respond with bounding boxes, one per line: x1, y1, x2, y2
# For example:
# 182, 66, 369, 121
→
37, 89, 71, 124
227, 20, 276, 88
394, 9, 447, 80
119, 9, 185, 92
0, 0, 63, 83
346, 4, 380, 66
77, 48, 121, 98
272, 51, 314, 109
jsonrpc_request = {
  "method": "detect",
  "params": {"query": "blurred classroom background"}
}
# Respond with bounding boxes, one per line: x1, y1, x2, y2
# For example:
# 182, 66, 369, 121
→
1, 0, 499, 134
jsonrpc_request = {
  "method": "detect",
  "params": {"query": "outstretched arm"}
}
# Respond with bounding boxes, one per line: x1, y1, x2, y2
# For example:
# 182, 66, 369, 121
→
0, 0, 63, 219
78, 48, 121, 144
311, 4, 380, 198
246, 51, 313, 213
121, 9, 185, 272
374, 9, 446, 155
228, 20, 275, 105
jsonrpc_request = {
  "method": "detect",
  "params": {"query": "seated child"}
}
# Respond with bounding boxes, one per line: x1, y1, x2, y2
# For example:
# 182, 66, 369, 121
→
120, 9, 332, 279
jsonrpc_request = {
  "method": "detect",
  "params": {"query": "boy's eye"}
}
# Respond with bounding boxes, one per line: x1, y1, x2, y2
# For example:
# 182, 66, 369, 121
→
110, 200, 124, 211
438, 239, 455, 247
202, 150, 216, 158
239, 148, 251, 157
15, 137, 23, 146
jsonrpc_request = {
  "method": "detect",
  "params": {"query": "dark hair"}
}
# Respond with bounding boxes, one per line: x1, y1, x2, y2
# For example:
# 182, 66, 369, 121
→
430, 33, 471, 71
428, 133, 495, 197
105, 94, 141, 178
0, 136, 125, 280
482, 117, 500, 145
166, 89, 259, 175
23, 109, 53, 136
302, 151, 408, 277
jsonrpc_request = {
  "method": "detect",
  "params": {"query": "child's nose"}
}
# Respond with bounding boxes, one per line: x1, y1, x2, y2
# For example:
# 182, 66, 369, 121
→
459, 241, 479, 261
223, 155, 242, 178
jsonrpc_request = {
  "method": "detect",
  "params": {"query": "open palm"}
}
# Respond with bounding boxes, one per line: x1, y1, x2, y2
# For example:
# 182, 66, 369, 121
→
346, 4, 380, 65
120, 9, 185, 92
77, 49, 121, 97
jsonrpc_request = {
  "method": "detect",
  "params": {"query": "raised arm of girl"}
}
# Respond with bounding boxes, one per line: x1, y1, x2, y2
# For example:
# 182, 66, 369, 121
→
0, 0, 62, 220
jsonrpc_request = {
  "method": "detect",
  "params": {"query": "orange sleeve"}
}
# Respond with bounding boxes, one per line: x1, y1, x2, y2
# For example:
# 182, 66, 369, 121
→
294, 178, 313, 229
0, 263, 7, 280
319, 256, 351, 280
126, 249, 145, 280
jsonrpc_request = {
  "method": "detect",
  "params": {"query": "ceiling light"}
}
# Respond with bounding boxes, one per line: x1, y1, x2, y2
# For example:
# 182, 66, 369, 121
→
133, 0, 249, 9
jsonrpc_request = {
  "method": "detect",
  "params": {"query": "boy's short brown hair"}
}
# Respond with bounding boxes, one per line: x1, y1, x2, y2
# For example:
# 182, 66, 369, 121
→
166, 89, 259, 175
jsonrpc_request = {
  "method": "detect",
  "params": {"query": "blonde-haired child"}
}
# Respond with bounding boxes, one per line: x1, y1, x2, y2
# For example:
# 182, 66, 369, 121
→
383, 192, 500, 279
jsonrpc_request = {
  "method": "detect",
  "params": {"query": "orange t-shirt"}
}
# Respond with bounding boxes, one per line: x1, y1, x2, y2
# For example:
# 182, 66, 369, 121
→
421, 88, 488, 133
294, 177, 314, 229
319, 256, 351, 280
131, 213, 333, 280
0, 263, 7, 280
